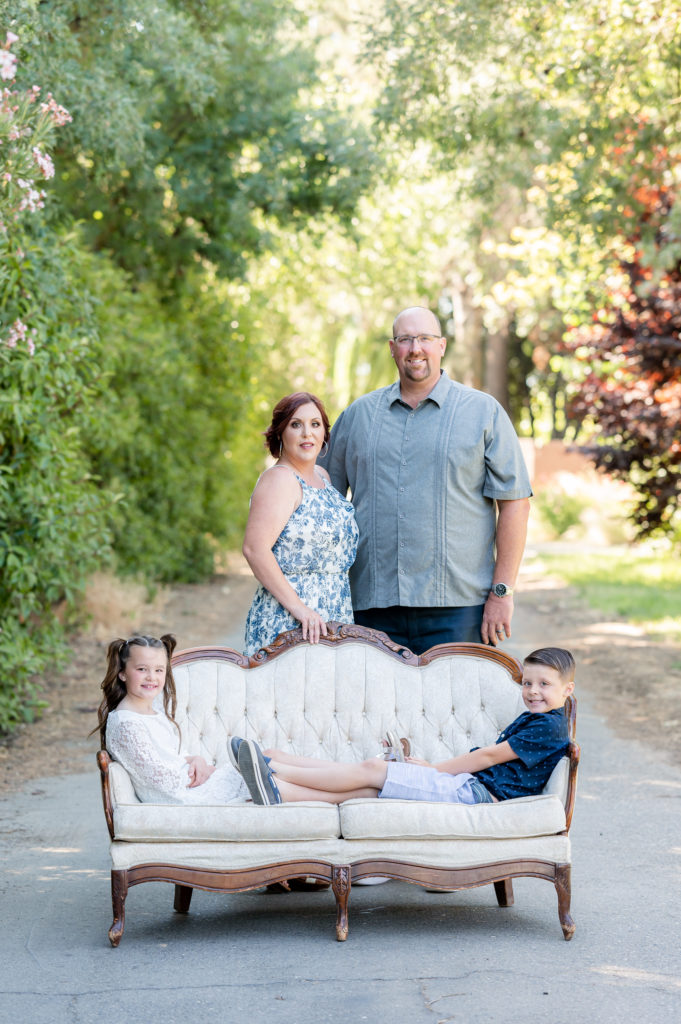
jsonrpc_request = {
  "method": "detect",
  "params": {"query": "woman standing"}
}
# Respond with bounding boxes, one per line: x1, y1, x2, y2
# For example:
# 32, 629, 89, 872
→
243, 392, 359, 656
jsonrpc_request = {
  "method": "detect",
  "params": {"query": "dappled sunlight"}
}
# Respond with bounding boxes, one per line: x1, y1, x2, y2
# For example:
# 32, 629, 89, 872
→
585, 621, 645, 638
33, 847, 83, 854
591, 966, 681, 991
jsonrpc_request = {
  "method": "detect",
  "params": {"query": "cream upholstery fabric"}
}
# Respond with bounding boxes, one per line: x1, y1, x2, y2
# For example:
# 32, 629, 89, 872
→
543, 755, 570, 803
170, 645, 527, 767
113, 801, 340, 842
109, 761, 139, 805
338, 794, 566, 840
109, 834, 571, 871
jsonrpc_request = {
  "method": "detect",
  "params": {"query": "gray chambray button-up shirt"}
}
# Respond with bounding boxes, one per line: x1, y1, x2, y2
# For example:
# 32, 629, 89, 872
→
320, 372, 532, 610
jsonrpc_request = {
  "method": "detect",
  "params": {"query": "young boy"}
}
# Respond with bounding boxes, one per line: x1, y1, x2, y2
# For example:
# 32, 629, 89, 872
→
234, 647, 575, 806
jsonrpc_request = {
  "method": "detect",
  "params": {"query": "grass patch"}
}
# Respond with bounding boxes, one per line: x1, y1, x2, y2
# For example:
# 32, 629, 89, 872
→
531, 548, 681, 644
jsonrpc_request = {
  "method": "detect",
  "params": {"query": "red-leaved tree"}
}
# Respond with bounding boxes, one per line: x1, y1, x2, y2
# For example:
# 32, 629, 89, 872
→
566, 183, 681, 540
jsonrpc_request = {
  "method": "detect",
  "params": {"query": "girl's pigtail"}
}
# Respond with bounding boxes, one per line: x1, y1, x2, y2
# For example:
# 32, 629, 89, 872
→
160, 633, 179, 743
92, 638, 129, 746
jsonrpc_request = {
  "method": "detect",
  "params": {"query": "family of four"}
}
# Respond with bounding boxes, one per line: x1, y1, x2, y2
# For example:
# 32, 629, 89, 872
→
97, 306, 575, 814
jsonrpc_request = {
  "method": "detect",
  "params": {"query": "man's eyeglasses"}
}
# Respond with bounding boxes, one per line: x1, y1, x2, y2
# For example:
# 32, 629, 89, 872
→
392, 333, 442, 346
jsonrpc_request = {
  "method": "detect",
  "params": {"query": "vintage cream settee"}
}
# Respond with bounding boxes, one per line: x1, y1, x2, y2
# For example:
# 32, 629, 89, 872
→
97, 624, 579, 946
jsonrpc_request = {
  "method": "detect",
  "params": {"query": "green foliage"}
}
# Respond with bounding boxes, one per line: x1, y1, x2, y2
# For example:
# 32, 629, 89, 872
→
533, 488, 586, 539
15, 0, 376, 287
368, 0, 681, 253
82, 261, 269, 581
535, 548, 681, 643
0, 231, 113, 730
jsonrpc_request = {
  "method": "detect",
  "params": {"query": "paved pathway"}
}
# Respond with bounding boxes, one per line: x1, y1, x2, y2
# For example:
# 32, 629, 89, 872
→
1, 596, 680, 1024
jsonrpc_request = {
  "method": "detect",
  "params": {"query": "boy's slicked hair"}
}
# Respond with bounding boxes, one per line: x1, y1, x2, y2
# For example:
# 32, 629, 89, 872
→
523, 647, 575, 682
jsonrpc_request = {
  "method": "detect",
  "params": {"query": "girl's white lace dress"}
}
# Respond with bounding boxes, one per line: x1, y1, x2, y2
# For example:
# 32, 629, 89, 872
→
106, 708, 248, 804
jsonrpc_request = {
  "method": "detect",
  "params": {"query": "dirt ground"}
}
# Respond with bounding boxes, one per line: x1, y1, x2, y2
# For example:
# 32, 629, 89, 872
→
1, 558, 680, 797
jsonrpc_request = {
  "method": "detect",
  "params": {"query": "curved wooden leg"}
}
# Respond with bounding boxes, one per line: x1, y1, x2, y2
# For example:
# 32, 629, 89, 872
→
494, 878, 514, 907
555, 863, 575, 940
332, 865, 351, 941
174, 884, 193, 914
109, 870, 128, 947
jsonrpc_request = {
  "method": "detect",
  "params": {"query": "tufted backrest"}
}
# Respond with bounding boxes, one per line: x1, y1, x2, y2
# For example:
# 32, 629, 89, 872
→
171, 634, 526, 769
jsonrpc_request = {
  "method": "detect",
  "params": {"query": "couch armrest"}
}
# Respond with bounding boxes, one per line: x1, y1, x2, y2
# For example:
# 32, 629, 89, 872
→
563, 740, 581, 832
97, 750, 115, 840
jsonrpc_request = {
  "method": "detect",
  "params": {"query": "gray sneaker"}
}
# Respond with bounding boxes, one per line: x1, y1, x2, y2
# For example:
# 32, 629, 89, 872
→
238, 739, 282, 805
228, 736, 244, 771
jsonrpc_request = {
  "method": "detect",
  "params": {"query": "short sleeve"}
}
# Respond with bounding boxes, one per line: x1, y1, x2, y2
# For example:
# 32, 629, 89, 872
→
483, 402, 533, 500
319, 408, 350, 497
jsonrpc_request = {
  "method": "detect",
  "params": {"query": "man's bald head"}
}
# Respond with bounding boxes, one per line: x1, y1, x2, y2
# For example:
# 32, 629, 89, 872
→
392, 307, 442, 339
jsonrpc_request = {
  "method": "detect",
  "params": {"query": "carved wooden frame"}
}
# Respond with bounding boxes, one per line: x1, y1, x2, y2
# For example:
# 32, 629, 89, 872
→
98, 624, 579, 946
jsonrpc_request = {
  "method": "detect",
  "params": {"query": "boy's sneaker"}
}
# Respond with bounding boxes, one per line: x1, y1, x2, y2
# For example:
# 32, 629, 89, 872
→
228, 736, 244, 771
384, 730, 410, 761
238, 739, 282, 805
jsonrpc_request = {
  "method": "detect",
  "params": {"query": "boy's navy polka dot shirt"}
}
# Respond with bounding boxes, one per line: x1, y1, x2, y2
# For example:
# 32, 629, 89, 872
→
473, 707, 569, 800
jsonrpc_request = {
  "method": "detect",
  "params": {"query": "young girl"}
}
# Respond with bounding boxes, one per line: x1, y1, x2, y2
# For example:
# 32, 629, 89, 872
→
96, 634, 247, 805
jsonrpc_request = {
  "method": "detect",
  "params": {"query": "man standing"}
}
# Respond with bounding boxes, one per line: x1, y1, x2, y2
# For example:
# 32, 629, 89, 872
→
319, 306, 532, 654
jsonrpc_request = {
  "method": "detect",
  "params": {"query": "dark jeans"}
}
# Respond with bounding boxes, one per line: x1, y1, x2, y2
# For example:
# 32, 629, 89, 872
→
354, 605, 484, 655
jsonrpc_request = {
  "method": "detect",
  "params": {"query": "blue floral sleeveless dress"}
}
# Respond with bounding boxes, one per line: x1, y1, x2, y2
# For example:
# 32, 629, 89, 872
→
244, 471, 359, 655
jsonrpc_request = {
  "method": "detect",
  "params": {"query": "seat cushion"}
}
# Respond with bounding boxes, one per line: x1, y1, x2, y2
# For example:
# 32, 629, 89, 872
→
338, 794, 566, 840
113, 801, 341, 842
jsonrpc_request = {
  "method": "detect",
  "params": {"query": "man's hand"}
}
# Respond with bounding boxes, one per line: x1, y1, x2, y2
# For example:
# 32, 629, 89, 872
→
481, 592, 514, 647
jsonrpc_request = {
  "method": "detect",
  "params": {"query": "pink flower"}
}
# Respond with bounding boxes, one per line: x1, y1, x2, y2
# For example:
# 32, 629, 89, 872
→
27, 337, 35, 356
4, 319, 28, 349
32, 146, 54, 179
16, 179, 46, 211
5, 32, 19, 46
0, 50, 17, 80
39, 93, 72, 126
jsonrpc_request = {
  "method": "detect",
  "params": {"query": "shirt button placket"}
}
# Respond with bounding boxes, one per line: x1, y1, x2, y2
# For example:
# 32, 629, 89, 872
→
396, 414, 411, 602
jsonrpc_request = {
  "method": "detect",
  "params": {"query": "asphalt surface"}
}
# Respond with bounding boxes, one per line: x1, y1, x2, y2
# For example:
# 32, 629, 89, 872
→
1, 596, 680, 1024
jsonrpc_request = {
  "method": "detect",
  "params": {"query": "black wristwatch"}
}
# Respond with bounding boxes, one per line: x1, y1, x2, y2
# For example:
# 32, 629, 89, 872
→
491, 582, 514, 598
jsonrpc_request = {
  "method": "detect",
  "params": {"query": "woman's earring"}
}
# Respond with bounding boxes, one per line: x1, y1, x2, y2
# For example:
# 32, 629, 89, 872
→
320, 440, 329, 457
279, 439, 283, 456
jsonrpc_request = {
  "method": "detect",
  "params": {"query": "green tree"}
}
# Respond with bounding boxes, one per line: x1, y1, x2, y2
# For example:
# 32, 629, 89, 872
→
22, 0, 376, 288
0, 28, 110, 729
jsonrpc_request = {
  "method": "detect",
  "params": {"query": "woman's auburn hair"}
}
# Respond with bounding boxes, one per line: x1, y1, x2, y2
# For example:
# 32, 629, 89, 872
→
264, 391, 330, 457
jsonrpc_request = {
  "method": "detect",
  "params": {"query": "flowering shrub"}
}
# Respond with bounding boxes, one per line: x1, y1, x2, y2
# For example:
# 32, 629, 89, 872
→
0, 28, 110, 732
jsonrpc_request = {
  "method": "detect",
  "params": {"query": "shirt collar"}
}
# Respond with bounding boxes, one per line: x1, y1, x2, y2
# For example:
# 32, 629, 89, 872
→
388, 369, 450, 409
